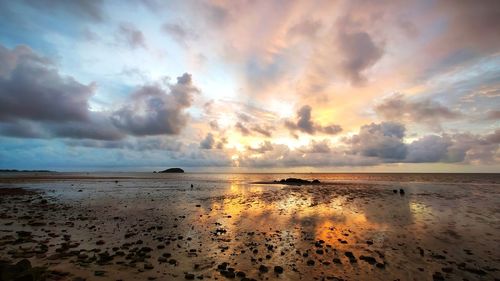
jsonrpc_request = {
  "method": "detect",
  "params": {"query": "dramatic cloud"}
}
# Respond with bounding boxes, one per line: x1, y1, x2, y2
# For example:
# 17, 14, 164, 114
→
49, 113, 124, 141
118, 23, 147, 49
375, 94, 462, 129
0, 45, 94, 122
111, 73, 198, 136
0, 1, 499, 171
405, 135, 452, 163
0, 45, 123, 141
350, 122, 407, 160
285, 105, 342, 135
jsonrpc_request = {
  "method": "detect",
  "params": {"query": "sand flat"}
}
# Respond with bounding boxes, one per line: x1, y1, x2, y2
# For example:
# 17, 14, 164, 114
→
0, 173, 499, 280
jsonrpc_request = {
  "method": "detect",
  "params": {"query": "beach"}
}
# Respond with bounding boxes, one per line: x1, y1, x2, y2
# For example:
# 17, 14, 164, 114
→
0, 173, 499, 281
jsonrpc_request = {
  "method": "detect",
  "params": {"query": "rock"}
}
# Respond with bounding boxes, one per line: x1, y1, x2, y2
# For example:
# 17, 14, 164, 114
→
399, 188, 405, 195
221, 270, 235, 278
432, 272, 445, 281
185, 273, 195, 280
94, 271, 106, 277
344, 252, 357, 263
259, 265, 268, 273
159, 168, 184, 173
306, 260, 315, 266
274, 266, 284, 274
359, 255, 377, 265
278, 178, 320, 185
393, 189, 398, 193
442, 267, 453, 273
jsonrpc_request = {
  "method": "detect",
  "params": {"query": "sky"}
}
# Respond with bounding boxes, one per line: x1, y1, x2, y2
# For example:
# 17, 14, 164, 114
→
0, 0, 499, 172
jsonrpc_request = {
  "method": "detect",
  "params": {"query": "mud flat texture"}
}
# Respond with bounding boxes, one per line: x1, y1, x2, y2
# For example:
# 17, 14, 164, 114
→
0, 173, 499, 280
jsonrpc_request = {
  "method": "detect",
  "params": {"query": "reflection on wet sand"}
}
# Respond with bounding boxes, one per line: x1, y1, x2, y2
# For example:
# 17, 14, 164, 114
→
0, 174, 499, 280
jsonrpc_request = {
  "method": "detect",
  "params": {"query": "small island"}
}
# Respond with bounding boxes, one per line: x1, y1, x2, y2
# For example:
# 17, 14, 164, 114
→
159, 168, 184, 173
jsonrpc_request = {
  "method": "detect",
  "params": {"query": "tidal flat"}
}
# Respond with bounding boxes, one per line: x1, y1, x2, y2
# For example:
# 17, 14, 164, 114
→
0, 173, 499, 281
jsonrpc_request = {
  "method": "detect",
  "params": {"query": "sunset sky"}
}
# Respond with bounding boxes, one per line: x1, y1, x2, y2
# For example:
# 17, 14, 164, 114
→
0, 0, 499, 172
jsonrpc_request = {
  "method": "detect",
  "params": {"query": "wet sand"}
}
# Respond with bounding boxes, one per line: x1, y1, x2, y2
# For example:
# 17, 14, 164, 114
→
0, 173, 499, 280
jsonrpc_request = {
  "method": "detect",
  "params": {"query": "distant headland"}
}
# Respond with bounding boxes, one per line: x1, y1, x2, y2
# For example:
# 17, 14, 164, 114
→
158, 168, 184, 173
0, 169, 54, 173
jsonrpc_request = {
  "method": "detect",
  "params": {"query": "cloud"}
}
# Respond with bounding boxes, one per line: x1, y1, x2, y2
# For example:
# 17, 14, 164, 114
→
443, 131, 499, 164
285, 105, 342, 135
50, 113, 124, 141
0, 45, 198, 141
350, 122, 407, 160
0, 45, 95, 122
118, 23, 147, 49
250, 124, 273, 137
235, 122, 250, 136
0, 121, 44, 138
337, 28, 384, 85
0, 45, 123, 140
66, 137, 183, 151
111, 73, 198, 136
485, 110, 500, 120
247, 141, 273, 154
304, 140, 332, 153
375, 93, 462, 129
161, 22, 197, 45
200, 133, 215, 149
209, 120, 219, 130
23, 0, 104, 21
405, 135, 452, 163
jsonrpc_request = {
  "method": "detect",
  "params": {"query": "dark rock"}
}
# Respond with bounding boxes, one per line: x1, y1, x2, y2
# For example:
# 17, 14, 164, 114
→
274, 266, 284, 274
344, 252, 357, 263
442, 267, 453, 273
399, 188, 405, 195
159, 168, 184, 173
185, 273, 195, 280
278, 178, 320, 185
359, 255, 377, 265
221, 270, 235, 278
259, 265, 268, 273
432, 272, 444, 281
94, 271, 106, 277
